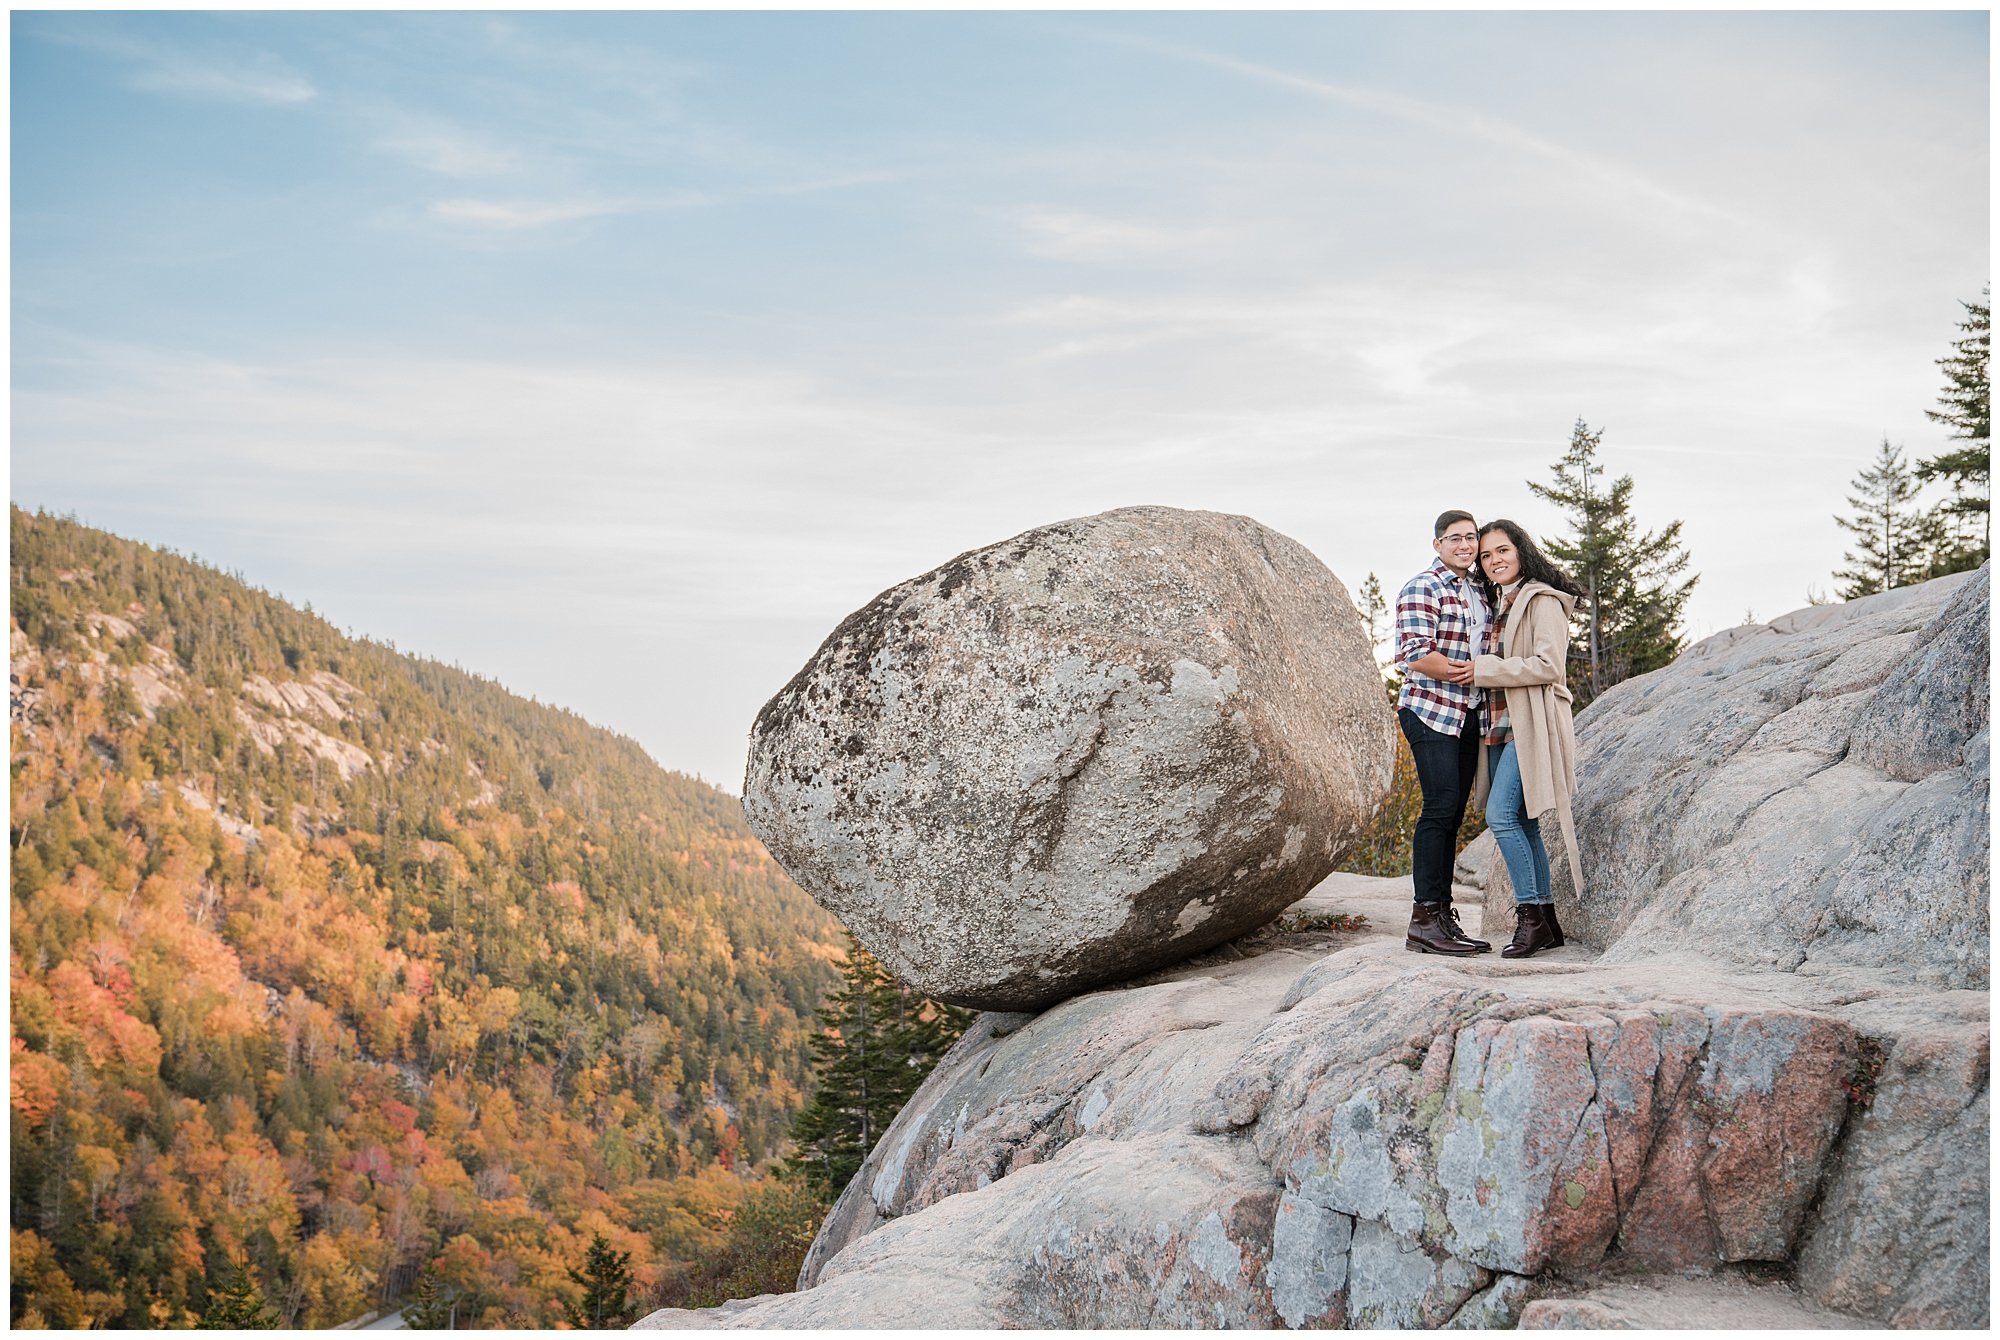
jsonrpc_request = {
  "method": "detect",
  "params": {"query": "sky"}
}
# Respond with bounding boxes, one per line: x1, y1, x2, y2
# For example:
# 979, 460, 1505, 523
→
11, 9, 1990, 793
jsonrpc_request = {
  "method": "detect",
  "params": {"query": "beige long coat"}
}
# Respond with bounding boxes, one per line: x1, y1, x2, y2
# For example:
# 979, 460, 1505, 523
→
1469, 580, 1583, 894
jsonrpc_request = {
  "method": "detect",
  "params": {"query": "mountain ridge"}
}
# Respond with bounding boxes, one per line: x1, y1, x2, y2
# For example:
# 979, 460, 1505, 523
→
9, 505, 840, 1327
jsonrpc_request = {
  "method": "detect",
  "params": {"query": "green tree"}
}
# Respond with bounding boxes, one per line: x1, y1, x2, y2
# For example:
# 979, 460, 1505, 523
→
197, 1264, 279, 1329
562, 1234, 637, 1329
655, 1177, 829, 1309
786, 937, 972, 1195
1833, 438, 1937, 599
1356, 572, 1395, 698
1528, 419, 1697, 706
1357, 573, 1386, 652
1334, 739, 1485, 878
1917, 292, 1990, 564
404, 1261, 456, 1330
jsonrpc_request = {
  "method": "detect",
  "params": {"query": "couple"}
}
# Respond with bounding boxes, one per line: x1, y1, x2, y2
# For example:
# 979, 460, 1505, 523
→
1393, 509, 1586, 960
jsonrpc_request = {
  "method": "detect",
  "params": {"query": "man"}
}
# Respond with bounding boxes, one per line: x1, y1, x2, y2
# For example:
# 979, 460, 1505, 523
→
1393, 510, 1493, 955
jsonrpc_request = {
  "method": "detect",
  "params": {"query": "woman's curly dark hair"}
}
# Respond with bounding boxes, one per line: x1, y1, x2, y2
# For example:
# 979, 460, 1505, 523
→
1476, 519, 1589, 610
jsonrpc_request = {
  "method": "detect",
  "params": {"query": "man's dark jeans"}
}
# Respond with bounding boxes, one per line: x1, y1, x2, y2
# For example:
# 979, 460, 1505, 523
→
1399, 706, 1480, 906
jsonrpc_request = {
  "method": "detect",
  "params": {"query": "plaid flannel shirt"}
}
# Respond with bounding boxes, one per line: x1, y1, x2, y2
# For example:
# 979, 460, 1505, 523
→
1481, 585, 1521, 745
1394, 559, 1490, 735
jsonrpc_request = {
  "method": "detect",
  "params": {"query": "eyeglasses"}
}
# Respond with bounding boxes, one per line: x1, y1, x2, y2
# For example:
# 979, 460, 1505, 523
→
1437, 532, 1479, 546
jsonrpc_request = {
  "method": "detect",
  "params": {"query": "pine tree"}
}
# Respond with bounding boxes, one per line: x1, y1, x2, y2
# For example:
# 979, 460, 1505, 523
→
404, 1261, 455, 1330
657, 1178, 830, 1309
561, 1234, 637, 1329
1357, 573, 1387, 653
196, 1264, 279, 1329
785, 936, 972, 1194
1356, 572, 1395, 698
1834, 439, 1937, 599
1527, 419, 1697, 706
1917, 293, 1990, 563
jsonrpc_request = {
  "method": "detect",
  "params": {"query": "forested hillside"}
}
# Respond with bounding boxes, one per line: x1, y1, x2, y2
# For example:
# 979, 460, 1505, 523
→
8, 507, 844, 1327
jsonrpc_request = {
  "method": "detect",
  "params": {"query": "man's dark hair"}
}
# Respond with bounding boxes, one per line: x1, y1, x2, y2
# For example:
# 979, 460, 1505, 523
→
1476, 519, 1590, 609
1434, 509, 1475, 538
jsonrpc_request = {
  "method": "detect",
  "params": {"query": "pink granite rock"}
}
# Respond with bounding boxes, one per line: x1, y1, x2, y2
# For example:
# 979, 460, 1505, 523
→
646, 884, 1964, 1331
1795, 999, 1991, 1325
1697, 1008, 1855, 1261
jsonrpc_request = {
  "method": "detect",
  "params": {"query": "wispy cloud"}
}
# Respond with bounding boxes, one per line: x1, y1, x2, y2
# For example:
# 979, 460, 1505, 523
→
1100, 29, 1757, 236
996, 267, 1858, 419
130, 56, 315, 106
424, 172, 888, 231
764, 170, 902, 199
426, 195, 669, 229
48, 26, 317, 105
373, 118, 521, 177
11, 282, 1953, 784
1004, 287, 1483, 378
9, 339, 976, 622
478, 17, 701, 121
1015, 208, 1226, 264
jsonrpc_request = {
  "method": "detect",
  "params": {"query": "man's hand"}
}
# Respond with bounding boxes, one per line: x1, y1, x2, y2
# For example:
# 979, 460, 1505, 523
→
1409, 652, 1476, 685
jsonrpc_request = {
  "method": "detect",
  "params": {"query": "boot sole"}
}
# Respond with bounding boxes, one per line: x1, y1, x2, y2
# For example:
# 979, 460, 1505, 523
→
1406, 939, 1482, 956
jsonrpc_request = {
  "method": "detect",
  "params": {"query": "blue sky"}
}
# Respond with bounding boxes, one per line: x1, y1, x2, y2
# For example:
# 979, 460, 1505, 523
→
12, 10, 1989, 791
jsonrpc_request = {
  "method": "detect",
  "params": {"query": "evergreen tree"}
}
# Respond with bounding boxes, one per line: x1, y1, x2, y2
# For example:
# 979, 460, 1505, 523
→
1356, 572, 1395, 697
1357, 572, 1387, 652
1527, 419, 1697, 706
785, 936, 973, 1194
1917, 292, 1990, 563
196, 1264, 279, 1329
654, 1178, 829, 1309
404, 1261, 455, 1330
1833, 439, 1935, 599
561, 1235, 637, 1329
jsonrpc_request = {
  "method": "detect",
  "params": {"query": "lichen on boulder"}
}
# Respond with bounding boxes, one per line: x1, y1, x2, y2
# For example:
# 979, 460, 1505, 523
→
743, 505, 1395, 1011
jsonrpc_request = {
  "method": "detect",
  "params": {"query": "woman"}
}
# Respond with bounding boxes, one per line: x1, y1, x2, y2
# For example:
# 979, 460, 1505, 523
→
1469, 519, 1588, 958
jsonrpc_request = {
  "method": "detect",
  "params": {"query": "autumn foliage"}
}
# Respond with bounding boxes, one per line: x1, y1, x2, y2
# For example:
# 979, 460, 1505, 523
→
9, 508, 843, 1327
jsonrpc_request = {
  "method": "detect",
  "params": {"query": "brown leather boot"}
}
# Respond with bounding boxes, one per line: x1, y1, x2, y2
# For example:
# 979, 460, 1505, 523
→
1502, 903, 1561, 958
1407, 902, 1483, 956
1440, 902, 1492, 952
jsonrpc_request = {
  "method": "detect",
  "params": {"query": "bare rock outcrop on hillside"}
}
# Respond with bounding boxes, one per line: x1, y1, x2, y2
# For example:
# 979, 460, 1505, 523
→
646, 573, 1988, 1332
1470, 566, 1988, 989
743, 506, 1394, 1011
637, 881, 1984, 1329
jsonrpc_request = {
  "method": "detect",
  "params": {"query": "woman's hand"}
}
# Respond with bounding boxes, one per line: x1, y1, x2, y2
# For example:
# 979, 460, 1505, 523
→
1409, 652, 1476, 684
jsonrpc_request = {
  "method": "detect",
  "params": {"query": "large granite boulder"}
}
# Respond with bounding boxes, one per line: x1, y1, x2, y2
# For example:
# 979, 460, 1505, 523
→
743, 506, 1394, 1011
636, 877, 1985, 1330
1474, 567, 1988, 989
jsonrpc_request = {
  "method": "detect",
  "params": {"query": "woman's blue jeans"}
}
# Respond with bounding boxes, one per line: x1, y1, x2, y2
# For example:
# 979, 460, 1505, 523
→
1486, 742, 1552, 906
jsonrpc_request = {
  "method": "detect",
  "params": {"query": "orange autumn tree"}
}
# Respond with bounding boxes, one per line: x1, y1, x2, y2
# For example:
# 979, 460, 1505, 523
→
10, 507, 842, 1327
